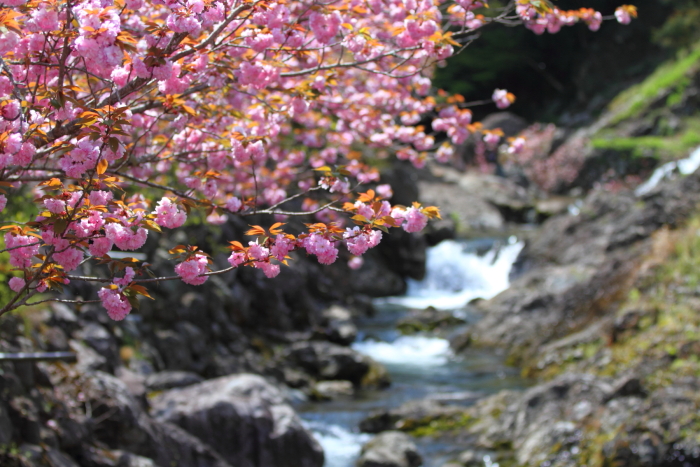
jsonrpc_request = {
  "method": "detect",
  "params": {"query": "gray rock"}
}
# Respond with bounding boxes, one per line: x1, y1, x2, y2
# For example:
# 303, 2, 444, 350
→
457, 172, 533, 215
311, 380, 354, 401
116, 367, 147, 399
396, 308, 465, 335
45, 448, 81, 467
118, 453, 157, 467
145, 371, 204, 391
287, 341, 372, 385
457, 449, 489, 467
321, 305, 358, 346
75, 323, 118, 368
0, 401, 13, 446
70, 339, 108, 373
357, 431, 422, 467
153, 330, 193, 372
150, 373, 324, 467
480, 112, 529, 137
81, 371, 232, 467
418, 180, 505, 233
360, 399, 464, 434
323, 305, 353, 322
17, 443, 44, 466
44, 326, 69, 351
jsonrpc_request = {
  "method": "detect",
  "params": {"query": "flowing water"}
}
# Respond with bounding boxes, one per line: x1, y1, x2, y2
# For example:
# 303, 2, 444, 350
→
635, 145, 700, 196
299, 238, 529, 467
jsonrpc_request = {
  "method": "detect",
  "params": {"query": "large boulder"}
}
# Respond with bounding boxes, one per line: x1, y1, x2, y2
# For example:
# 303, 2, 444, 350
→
357, 431, 423, 467
149, 373, 324, 467
78, 371, 231, 467
318, 305, 358, 346
286, 341, 389, 387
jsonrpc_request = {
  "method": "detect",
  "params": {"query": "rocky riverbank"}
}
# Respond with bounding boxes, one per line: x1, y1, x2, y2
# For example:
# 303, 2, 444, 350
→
347, 44, 700, 466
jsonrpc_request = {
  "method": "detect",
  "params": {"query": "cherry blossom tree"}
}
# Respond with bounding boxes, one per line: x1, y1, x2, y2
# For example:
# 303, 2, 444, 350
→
0, 0, 635, 319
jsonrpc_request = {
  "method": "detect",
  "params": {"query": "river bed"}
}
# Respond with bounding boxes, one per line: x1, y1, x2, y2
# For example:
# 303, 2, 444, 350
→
300, 238, 529, 467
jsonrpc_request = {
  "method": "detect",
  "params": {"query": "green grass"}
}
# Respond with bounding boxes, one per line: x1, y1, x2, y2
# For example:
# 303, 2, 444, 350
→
590, 130, 700, 159
591, 114, 700, 160
607, 43, 700, 125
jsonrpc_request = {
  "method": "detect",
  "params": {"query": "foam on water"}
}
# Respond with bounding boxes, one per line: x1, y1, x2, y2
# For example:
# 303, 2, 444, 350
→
304, 421, 371, 467
352, 335, 451, 366
378, 238, 524, 310
635, 146, 700, 196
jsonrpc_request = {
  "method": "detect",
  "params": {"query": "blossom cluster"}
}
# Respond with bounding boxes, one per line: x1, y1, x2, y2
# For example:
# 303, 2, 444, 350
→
514, 1, 635, 35
0, 0, 632, 319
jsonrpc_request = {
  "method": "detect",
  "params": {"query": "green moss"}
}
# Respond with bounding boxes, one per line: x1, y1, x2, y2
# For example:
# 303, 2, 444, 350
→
401, 413, 476, 437
590, 129, 700, 160
608, 43, 700, 124
667, 76, 692, 107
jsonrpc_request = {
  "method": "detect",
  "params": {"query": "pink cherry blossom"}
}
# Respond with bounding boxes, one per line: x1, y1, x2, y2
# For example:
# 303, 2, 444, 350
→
615, 7, 632, 24
483, 132, 501, 147
9, 277, 25, 293
248, 242, 270, 262
492, 89, 514, 109
348, 257, 364, 270
309, 11, 341, 44
226, 197, 243, 212
270, 234, 295, 261
507, 137, 526, 154
206, 211, 228, 225
228, 251, 246, 268
98, 287, 132, 321
75, 211, 105, 238
44, 198, 67, 214
303, 233, 338, 265
257, 262, 281, 278
54, 246, 84, 272
402, 207, 428, 233
105, 223, 148, 251
89, 237, 113, 257
26, 4, 59, 32
587, 11, 602, 31
114, 267, 135, 287
59, 138, 101, 178
154, 197, 187, 229
376, 184, 393, 199
175, 254, 210, 285
344, 227, 370, 256
4, 233, 40, 268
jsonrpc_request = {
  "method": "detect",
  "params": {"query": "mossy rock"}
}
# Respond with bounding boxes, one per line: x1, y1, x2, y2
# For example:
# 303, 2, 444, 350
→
399, 413, 476, 437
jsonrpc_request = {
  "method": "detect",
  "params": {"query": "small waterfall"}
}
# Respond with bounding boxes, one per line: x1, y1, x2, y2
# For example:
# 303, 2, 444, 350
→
635, 146, 700, 196
378, 237, 524, 310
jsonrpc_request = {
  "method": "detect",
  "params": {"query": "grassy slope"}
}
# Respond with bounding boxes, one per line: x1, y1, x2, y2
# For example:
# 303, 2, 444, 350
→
590, 42, 700, 161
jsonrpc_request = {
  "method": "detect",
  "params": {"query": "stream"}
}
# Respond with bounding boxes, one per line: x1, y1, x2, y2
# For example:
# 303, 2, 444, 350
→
299, 237, 529, 467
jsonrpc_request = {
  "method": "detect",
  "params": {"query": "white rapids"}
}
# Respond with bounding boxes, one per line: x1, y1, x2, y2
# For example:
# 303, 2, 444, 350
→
352, 335, 451, 366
